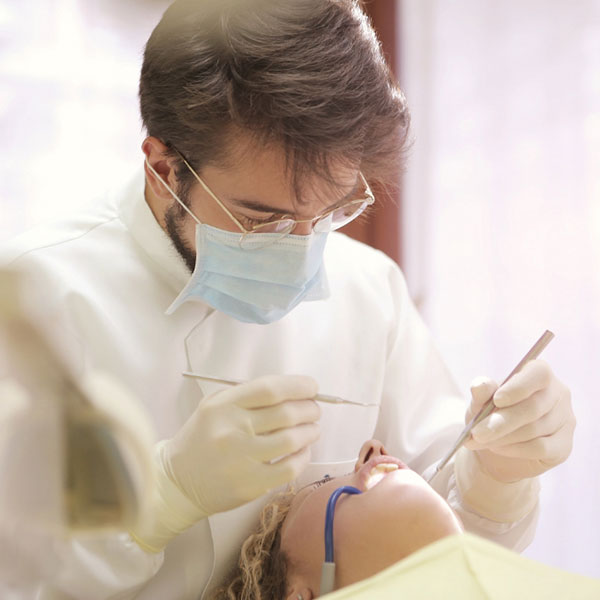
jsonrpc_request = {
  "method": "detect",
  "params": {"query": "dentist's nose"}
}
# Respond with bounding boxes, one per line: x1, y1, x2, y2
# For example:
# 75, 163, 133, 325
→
355, 439, 388, 471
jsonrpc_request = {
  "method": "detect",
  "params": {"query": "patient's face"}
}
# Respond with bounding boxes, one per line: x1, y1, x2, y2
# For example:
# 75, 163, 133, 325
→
280, 440, 464, 598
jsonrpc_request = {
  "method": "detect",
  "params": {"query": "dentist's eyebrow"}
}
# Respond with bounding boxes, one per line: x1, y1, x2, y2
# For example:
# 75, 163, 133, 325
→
227, 175, 362, 215
226, 197, 290, 215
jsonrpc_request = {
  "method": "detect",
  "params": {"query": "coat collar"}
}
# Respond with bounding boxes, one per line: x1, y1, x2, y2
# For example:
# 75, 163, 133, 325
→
117, 168, 191, 294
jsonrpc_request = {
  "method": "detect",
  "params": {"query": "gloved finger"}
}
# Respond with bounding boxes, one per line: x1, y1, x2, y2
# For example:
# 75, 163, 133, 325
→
230, 375, 319, 410
469, 387, 556, 444
253, 422, 320, 462
474, 420, 574, 463
258, 445, 313, 491
464, 398, 567, 449
466, 376, 499, 423
492, 360, 553, 408
249, 398, 321, 435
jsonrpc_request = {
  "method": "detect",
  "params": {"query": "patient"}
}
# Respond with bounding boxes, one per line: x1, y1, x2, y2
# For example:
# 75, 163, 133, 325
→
212, 440, 600, 600
212, 439, 464, 599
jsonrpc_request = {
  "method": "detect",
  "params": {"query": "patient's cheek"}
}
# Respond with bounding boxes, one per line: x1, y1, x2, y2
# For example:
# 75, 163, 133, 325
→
339, 482, 460, 569
382, 470, 461, 531
401, 491, 464, 553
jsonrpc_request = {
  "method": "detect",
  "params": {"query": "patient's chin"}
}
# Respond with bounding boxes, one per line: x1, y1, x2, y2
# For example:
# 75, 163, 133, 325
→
333, 479, 461, 593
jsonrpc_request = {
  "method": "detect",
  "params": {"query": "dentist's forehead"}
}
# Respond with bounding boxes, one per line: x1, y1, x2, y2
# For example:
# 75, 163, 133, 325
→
202, 134, 362, 209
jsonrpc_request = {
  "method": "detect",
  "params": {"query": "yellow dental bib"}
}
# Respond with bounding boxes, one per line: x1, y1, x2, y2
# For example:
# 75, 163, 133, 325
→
323, 532, 600, 599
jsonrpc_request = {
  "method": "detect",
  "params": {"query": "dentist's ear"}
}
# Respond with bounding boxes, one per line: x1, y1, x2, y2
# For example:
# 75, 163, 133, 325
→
142, 136, 179, 203
355, 439, 388, 471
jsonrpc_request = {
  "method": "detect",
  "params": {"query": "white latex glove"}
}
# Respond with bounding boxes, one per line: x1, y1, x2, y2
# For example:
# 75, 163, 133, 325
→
130, 374, 320, 552
463, 360, 575, 482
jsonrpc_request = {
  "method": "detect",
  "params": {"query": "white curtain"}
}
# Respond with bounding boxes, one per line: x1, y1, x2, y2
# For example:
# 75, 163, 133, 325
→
0, 0, 170, 239
401, 0, 600, 577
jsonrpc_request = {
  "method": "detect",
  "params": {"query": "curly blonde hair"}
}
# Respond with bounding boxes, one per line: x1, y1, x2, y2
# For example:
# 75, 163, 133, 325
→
211, 491, 296, 600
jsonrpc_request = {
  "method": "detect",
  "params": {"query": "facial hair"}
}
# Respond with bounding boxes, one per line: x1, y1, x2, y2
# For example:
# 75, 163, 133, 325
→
164, 198, 196, 273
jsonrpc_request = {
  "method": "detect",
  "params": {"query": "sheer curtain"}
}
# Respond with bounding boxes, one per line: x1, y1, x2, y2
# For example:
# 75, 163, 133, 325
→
401, 0, 600, 577
0, 0, 170, 240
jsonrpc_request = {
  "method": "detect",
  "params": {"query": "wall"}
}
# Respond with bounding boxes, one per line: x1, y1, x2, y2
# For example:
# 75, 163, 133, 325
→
401, 0, 600, 577
0, 0, 170, 239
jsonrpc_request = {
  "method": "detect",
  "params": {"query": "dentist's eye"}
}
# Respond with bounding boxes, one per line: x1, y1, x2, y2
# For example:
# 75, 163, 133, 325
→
240, 214, 274, 226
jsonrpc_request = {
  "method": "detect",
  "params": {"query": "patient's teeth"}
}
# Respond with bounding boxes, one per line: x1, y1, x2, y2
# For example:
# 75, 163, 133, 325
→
365, 463, 399, 489
369, 463, 399, 476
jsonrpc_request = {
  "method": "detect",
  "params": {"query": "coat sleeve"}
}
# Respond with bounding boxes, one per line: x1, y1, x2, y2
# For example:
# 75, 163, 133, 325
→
372, 261, 539, 551
0, 528, 164, 600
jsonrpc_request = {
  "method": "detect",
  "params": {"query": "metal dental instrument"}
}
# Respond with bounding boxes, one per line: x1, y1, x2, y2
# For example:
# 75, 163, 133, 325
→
182, 372, 378, 407
426, 329, 555, 484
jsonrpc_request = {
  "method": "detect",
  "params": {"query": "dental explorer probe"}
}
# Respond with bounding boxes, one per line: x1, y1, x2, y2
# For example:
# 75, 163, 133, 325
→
425, 329, 555, 485
182, 372, 378, 407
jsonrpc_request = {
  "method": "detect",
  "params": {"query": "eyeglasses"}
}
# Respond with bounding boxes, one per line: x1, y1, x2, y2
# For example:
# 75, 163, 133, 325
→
175, 150, 375, 249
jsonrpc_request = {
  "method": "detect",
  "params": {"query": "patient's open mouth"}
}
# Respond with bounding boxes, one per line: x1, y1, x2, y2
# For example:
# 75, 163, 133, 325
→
366, 463, 399, 489
360, 456, 409, 490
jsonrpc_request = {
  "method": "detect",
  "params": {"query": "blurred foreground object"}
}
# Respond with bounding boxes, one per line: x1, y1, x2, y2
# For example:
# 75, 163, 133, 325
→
0, 268, 155, 533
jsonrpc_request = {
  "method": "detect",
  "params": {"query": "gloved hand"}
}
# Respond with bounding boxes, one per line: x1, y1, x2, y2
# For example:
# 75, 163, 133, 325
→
130, 374, 320, 552
463, 360, 575, 482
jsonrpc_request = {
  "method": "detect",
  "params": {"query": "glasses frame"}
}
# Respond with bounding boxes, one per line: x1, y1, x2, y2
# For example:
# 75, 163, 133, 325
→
175, 150, 375, 242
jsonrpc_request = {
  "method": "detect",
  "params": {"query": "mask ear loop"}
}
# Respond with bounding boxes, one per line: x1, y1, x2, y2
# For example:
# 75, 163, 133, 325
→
321, 486, 362, 595
144, 157, 202, 226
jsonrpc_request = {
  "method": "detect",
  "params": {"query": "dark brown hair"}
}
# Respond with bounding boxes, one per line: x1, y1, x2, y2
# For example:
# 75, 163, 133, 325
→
139, 0, 410, 197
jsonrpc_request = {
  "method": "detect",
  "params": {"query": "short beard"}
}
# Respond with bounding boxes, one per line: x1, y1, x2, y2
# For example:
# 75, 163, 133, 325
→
164, 196, 196, 273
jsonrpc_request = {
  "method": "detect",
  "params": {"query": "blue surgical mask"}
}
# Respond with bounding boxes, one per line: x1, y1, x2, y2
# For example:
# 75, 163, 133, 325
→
145, 159, 330, 324
166, 223, 329, 323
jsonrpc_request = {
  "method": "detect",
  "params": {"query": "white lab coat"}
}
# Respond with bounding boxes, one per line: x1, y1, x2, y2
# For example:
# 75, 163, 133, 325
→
0, 170, 539, 599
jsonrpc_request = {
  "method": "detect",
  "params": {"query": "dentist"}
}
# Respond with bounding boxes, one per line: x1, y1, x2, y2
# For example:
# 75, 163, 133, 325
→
1, 0, 574, 598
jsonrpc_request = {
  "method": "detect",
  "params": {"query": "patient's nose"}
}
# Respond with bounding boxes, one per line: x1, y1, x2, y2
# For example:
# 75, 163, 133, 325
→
355, 439, 387, 471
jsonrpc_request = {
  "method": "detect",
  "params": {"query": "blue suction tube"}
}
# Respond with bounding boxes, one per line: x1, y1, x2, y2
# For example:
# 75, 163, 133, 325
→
320, 486, 362, 595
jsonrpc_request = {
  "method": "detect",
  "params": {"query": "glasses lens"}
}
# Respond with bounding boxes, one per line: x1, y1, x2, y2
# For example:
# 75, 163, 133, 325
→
239, 219, 295, 250
252, 219, 296, 234
315, 199, 369, 233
